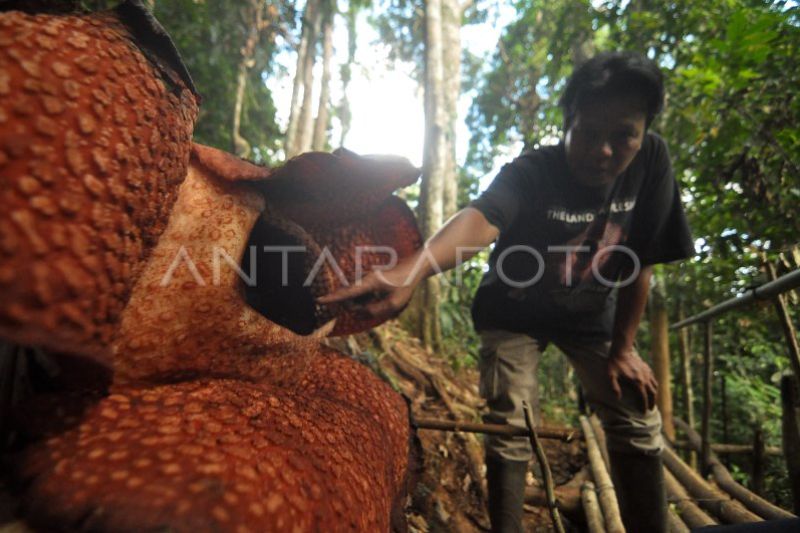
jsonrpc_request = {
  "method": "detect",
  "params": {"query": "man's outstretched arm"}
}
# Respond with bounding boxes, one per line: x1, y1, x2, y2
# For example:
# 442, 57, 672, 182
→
317, 207, 499, 320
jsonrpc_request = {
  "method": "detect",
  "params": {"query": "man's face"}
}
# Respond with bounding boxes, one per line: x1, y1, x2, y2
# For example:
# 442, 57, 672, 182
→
564, 95, 647, 187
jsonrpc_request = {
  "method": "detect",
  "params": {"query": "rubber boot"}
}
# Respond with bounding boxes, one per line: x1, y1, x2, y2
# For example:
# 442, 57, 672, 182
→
485, 454, 527, 533
609, 450, 668, 533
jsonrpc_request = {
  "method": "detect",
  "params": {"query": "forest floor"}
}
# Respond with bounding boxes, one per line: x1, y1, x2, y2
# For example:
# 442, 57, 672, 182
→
327, 322, 589, 533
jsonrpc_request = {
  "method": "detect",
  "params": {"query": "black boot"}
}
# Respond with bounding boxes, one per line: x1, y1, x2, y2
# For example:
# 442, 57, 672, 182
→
485, 454, 528, 533
609, 450, 668, 533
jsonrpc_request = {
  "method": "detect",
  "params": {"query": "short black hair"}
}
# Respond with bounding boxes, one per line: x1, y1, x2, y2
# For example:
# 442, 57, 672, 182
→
559, 51, 665, 130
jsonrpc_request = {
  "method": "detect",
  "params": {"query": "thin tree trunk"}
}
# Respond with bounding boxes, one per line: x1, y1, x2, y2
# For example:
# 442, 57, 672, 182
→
416, 0, 447, 350
285, 0, 320, 158
781, 374, 800, 513
650, 270, 675, 441
338, 5, 357, 147
233, 0, 266, 158
701, 320, 713, 475
677, 300, 696, 469
312, 9, 334, 151
720, 372, 730, 469
441, 0, 461, 219
296, 0, 323, 155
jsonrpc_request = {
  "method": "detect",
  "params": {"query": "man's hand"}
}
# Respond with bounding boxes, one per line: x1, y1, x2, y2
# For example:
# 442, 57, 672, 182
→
607, 347, 658, 413
318, 208, 498, 323
316, 262, 419, 322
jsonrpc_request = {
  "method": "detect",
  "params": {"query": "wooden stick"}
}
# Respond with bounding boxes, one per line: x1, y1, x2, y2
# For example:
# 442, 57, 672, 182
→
414, 418, 577, 441
523, 401, 565, 533
664, 467, 717, 529
580, 416, 625, 533
674, 417, 795, 520
662, 445, 762, 524
581, 481, 607, 533
701, 320, 714, 476
670, 440, 781, 456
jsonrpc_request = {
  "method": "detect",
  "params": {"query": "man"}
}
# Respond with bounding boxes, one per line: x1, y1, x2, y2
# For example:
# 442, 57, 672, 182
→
320, 52, 693, 532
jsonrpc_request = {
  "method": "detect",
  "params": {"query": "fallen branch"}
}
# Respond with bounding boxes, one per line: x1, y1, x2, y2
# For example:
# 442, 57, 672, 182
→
581, 481, 606, 533
414, 418, 578, 441
662, 445, 762, 524
667, 507, 691, 533
664, 467, 717, 529
580, 416, 624, 533
673, 417, 795, 520
524, 477, 582, 513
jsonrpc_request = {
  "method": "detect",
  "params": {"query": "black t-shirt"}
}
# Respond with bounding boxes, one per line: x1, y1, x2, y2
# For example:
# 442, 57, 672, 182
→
469, 132, 694, 341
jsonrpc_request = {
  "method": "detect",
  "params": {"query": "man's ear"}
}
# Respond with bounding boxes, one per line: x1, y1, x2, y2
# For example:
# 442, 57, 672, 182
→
191, 144, 272, 182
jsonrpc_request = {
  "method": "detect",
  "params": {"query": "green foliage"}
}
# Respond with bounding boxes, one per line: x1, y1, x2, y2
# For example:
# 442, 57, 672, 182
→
77, 0, 288, 164
439, 251, 489, 369
154, 0, 288, 164
466, 0, 799, 505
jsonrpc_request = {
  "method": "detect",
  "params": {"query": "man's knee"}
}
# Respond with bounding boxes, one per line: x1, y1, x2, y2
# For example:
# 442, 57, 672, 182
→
599, 406, 664, 455
485, 434, 532, 463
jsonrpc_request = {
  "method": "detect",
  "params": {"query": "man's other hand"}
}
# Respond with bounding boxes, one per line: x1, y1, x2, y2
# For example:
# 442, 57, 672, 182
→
607, 348, 658, 413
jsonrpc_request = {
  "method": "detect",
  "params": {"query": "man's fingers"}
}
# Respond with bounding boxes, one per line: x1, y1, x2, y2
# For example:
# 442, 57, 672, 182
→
317, 278, 377, 304
364, 299, 400, 321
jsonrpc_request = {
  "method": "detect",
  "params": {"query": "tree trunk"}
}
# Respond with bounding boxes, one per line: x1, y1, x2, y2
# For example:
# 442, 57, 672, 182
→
233, 0, 267, 158
338, 5, 357, 147
312, 8, 334, 151
285, 0, 320, 159
701, 320, 713, 475
676, 300, 696, 469
781, 375, 800, 513
650, 270, 675, 441
440, 0, 461, 219
295, 0, 323, 156
416, 0, 447, 350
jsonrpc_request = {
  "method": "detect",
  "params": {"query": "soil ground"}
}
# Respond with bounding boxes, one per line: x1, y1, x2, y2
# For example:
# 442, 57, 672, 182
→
327, 322, 589, 532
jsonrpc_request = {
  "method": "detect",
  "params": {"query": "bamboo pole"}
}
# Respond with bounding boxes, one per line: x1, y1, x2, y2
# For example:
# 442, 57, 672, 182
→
721, 373, 729, 468
523, 401, 565, 533
580, 416, 625, 533
651, 276, 675, 440
662, 445, 762, 524
701, 320, 714, 475
588, 415, 610, 470
677, 301, 697, 470
581, 481, 607, 533
590, 414, 689, 533
674, 417, 795, 520
414, 418, 577, 441
667, 507, 691, 533
663, 467, 717, 529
